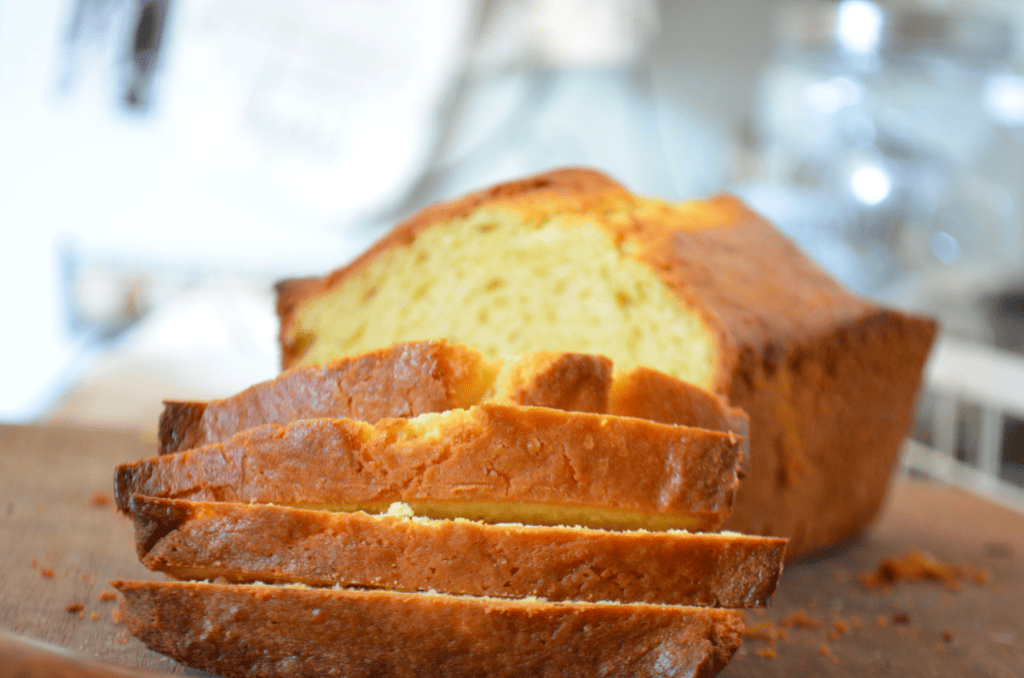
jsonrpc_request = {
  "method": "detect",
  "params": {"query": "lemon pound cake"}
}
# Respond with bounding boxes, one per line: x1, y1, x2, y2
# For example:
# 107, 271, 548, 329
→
116, 403, 744, 532
276, 168, 937, 557
127, 495, 786, 607
113, 581, 745, 678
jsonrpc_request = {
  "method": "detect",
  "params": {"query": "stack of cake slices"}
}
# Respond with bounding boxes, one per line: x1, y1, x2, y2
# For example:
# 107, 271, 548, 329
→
113, 340, 786, 678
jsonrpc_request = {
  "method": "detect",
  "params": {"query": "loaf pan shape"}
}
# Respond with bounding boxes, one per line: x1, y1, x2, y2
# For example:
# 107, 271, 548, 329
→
113, 581, 744, 678
116, 403, 743, 532
274, 167, 937, 557
128, 495, 785, 607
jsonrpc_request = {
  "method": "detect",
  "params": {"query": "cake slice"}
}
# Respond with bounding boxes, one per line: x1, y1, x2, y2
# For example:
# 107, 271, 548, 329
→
158, 339, 747, 457
113, 581, 745, 678
274, 167, 937, 557
488, 348, 613, 412
127, 495, 786, 607
608, 365, 750, 471
494, 351, 750, 463
157, 340, 496, 455
116, 403, 744, 532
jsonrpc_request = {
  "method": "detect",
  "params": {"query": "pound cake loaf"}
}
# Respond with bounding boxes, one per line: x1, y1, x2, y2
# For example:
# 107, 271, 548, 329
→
159, 338, 747, 457
113, 581, 744, 678
127, 495, 785, 607
116, 402, 744, 532
275, 168, 937, 557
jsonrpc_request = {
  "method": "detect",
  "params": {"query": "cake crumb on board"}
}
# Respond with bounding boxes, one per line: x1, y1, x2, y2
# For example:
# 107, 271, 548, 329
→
860, 549, 988, 590
780, 609, 822, 629
89, 491, 112, 508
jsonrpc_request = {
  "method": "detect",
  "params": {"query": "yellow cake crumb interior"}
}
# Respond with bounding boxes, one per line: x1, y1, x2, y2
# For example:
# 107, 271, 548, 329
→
441, 344, 503, 409
292, 203, 717, 389
293, 499, 704, 533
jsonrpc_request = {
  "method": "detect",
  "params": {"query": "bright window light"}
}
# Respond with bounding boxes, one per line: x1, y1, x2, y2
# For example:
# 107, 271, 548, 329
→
984, 75, 1024, 127
837, 0, 884, 55
850, 165, 891, 205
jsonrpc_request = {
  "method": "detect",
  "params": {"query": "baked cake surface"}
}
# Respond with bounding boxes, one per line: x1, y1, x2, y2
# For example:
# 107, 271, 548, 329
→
117, 403, 744, 532
158, 340, 493, 454
276, 168, 936, 557
158, 339, 747, 460
128, 495, 785, 607
113, 581, 744, 678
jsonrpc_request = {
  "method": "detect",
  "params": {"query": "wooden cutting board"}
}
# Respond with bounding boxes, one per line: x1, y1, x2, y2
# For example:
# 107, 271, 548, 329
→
1, 423, 1021, 677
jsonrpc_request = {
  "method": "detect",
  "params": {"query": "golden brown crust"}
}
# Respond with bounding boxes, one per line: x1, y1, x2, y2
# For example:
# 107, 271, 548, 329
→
624, 193, 880, 390
113, 580, 745, 678
157, 340, 489, 454
116, 403, 743, 532
157, 402, 207, 455
497, 350, 612, 413
274, 168, 937, 557
158, 340, 747, 459
128, 495, 786, 607
609, 366, 750, 472
721, 309, 937, 552
609, 366, 746, 432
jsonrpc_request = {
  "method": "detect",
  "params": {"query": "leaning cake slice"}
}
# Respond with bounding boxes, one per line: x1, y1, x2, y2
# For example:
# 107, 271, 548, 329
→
116, 403, 744, 533
127, 495, 785, 607
113, 581, 746, 678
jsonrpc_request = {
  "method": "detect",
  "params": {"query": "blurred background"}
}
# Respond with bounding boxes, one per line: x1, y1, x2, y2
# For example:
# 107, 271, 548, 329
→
2, 0, 1023, 505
